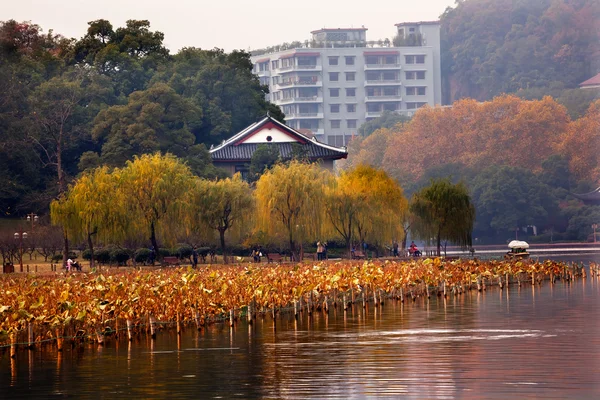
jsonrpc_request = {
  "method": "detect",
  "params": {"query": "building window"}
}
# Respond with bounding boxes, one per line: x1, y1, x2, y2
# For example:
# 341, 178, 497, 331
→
398, 28, 404, 36
347, 119, 357, 129
365, 55, 379, 64
416, 55, 425, 64
405, 71, 415, 80
346, 72, 355, 81
405, 55, 415, 64
409, 27, 415, 32
330, 104, 340, 113
417, 87, 426, 95
417, 71, 426, 79
271, 60, 278, 69
331, 120, 341, 129
329, 72, 339, 81
345, 56, 355, 65
406, 87, 416, 95
346, 88, 356, 97
330, 88, 340, 97
385, 55, 397, 65
328, 56, 339, 66
406, 102, 417, 109
346, 104, 356, 113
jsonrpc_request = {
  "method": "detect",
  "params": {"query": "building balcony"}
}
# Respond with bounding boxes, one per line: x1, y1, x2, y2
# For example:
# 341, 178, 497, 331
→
278, 96, 323, 104
277, 80, 322, 89
286, 112, 324, 120
364, 63, 402, 70
256, 69, 271, 77
365, 95, 402, 102
366, 111, 382, 117
278, 65, 322, 73
364, 79, 402, 86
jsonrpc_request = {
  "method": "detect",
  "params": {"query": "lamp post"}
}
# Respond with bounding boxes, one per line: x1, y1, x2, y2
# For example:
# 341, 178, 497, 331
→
13, 229, 27, 273
26, 213, 39, 234
593, 224, 598, 244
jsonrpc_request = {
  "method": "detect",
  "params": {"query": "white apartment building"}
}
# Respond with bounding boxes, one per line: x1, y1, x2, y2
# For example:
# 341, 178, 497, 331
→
251, 22, 441, 147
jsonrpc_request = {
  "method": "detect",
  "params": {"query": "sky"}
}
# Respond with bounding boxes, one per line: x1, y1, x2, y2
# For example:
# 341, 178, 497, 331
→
3, 0, 456, 52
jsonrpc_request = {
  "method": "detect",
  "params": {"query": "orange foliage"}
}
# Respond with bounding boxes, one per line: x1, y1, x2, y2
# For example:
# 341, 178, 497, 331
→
561, 100, 600, 182
381, 95, 570, 183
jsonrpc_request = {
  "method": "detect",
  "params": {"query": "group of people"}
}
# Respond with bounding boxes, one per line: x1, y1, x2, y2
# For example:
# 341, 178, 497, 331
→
251, 246, 263, 263
65, 258, 81, 272
408, 241, 421, 257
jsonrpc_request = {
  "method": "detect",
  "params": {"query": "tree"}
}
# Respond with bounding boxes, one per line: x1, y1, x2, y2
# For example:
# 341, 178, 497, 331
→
358, 110, 411, 137
91, 82, 202, 168
326, 165, 408, 253
194, 174, 254, 263
248, 144, 280, 182
50, 166, 119, 269
117, 153, 197, 257
410, 178, 475, 256
255, 161, 329, 261
469, 165, 559, 240
561, 100, 600, 183
27, 67, 111, 264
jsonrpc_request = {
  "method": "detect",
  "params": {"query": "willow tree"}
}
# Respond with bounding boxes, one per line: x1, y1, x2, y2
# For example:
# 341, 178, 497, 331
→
410, 178, 475, 256
326, 165, 408, 253
349, 165, 408, 250
117, 153, 197, 257
194, 174, 254, 264
255, 161, 329, 261
50, 166, 121, 269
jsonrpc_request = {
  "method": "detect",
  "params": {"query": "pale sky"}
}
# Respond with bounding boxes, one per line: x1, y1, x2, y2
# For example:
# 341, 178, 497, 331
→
3, 0, 455, 52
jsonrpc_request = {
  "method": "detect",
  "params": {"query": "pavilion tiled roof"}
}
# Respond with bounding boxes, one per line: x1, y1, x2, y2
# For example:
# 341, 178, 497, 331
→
209, 115, 348, 162
572, 187, 600, 203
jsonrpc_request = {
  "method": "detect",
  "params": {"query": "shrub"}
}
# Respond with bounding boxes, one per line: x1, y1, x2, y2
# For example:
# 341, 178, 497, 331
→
94, 249, 111, 265
175, 244, 193, 259
158, 248, 171, 258
135, 248, 152, 263
110, 248, 130, 266
82, 249, 92, 260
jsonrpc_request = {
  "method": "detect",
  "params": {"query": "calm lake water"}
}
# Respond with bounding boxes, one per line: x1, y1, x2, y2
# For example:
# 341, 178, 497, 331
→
2, 256, 600, 399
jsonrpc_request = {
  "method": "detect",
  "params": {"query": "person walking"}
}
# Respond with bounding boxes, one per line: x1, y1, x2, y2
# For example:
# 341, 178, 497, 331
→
317, 241, 324, 261
192, 247, 198, 268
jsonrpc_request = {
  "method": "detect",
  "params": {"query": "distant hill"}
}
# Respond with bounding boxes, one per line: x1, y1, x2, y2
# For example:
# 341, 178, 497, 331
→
441, 0, 600, 103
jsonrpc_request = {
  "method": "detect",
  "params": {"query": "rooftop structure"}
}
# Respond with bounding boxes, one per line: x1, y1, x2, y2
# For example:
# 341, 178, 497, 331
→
210, 115, 348, 179
579, 72, 600, 89
251, 22, 441, 147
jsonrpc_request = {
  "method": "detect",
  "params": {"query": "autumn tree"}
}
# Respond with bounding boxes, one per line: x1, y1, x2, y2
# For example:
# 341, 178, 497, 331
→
50, 166, 120, 269
193, 174, 254, 263
255, 161, 329, 260
325, 165, 408, 253
117, 153, 197, 256
561, 100, 600, 182
410, 179, 475, 256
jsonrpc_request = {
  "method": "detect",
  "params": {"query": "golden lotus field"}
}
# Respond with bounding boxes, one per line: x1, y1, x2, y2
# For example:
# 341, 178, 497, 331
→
0, 258, 590, 349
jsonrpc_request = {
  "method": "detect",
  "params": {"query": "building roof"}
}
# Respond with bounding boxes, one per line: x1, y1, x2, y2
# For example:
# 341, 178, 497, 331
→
311, 27, 368, 34
579, 73, 600, 88
395, 21, 440, 27
572, 187, 600, 204
210, 115, 348, 162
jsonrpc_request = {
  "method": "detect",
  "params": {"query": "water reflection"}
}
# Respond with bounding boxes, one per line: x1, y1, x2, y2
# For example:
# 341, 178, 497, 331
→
2, 273, 600, 398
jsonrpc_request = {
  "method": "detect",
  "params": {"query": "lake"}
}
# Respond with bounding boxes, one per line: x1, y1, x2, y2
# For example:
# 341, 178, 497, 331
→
2, 256, 600, 399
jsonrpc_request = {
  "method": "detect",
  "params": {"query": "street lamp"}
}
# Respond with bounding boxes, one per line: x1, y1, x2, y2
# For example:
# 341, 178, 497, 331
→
13, 229, 28, 273
593, 224, 598, 243
26, 213, 39, 234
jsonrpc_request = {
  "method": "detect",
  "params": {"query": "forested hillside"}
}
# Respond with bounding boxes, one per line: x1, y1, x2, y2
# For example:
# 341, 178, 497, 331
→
441, 0, 600, 103
345, 96, 600, 242
0, 19, 283, 215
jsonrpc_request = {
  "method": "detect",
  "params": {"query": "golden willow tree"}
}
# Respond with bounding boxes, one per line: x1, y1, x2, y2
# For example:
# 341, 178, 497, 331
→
117, 153, 197, 256
50, 166, 122, 269
325, 165, 408, 253
410, 178, 475, 256
193, 174, 254, 263
255, 161, 329, 261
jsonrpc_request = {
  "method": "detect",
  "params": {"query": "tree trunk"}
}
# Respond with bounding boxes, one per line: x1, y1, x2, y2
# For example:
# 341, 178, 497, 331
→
436, 230, 441, 257
87, 232, 95, 270
62, 229, 69, 268
150, 221, 159, 262
219, 228, 227, 264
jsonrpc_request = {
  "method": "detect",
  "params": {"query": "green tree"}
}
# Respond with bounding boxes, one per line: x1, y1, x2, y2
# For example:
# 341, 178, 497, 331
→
255, 161, 329, 261
358, 110, 410, 137
194, 174, 254, 263
248, 144, 280, 182
91, 82, 202, 167
410, 178, 475, 256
